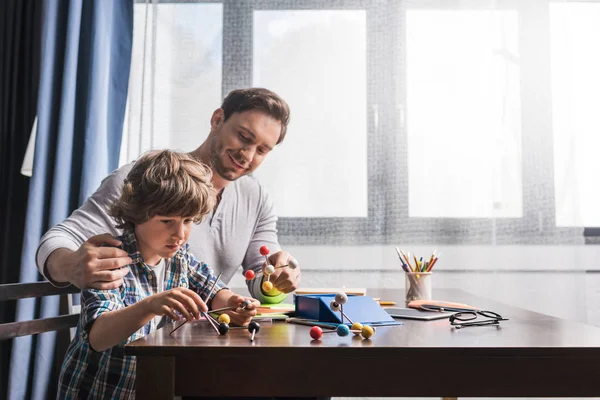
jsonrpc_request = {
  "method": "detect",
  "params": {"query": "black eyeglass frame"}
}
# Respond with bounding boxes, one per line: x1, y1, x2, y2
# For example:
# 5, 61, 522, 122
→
449, 310, 509, 329
416, 305, 509, 329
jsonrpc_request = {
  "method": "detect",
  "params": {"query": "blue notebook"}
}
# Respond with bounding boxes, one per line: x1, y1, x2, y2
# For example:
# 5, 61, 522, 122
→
294, 294, 402, 327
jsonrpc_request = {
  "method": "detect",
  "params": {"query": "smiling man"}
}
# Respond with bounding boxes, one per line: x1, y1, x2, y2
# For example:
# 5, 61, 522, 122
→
36, 88, 300, 304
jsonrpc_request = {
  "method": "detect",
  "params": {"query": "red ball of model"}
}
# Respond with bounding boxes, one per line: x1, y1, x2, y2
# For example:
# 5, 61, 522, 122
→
244, 270, 255, 280
259, 246, 270, 256
309, 326, 323, 340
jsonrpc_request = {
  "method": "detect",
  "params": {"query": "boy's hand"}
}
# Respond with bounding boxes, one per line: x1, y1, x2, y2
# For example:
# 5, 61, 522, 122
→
224, 294, 259, 326
147, 288, 208, 322
264, 250, 301, 294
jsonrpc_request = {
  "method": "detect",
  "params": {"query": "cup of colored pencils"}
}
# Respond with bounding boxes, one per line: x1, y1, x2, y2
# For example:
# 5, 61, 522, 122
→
395, 247, 439, 304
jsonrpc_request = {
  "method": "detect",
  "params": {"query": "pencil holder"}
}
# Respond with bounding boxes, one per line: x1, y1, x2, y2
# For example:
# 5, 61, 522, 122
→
404, 272, 432, 304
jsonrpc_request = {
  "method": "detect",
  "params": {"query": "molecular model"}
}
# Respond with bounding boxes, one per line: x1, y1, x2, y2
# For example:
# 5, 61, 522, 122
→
208, 299, 252, 335
204, 299, 261, 340
205, 311, 261, 341
243, 245, 299, 292
170, 296, 260, 342
308, 292, 376, 341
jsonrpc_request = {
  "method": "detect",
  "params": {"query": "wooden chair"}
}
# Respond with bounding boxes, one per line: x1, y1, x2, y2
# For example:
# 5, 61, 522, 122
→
0, 281, 80, 340
0, 282, 80, 396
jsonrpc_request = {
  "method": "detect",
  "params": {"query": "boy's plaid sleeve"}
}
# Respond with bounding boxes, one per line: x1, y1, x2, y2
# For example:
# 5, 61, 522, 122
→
80, 288, 125, 341
185, 249, 228, 306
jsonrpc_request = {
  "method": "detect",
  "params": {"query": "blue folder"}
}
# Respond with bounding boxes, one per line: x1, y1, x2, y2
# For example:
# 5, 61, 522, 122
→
294, 294, 402, 327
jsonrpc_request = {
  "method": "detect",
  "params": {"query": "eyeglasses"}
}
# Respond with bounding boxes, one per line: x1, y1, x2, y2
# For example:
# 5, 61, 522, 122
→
449, 310, 509, 329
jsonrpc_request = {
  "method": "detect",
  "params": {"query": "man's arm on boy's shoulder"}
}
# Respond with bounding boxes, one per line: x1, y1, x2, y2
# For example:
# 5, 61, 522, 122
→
36, 166, 132, 289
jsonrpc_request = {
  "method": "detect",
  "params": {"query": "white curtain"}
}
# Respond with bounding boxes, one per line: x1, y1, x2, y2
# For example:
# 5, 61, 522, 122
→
120, 1, 223, 164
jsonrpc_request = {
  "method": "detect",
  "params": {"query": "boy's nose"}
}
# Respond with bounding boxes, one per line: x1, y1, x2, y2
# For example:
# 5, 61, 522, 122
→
173, 222, 186, 240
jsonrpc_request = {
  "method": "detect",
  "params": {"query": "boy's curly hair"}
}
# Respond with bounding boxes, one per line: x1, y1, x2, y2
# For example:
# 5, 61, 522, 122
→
110, 150, 216, 230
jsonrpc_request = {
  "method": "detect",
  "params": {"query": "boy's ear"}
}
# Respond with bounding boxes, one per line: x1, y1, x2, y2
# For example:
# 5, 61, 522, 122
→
210, 108, 225, 130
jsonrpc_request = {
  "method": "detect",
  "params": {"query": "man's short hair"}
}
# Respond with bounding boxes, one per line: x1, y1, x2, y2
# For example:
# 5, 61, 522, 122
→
221, 88, 290, 144
110, 150, 216, 230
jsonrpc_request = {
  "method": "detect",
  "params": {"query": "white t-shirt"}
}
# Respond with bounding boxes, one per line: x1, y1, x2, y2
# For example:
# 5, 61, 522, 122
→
150, 258, 166, 327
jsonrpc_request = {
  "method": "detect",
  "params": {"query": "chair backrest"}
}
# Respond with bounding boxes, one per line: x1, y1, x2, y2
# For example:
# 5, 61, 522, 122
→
0, 282, 80, 340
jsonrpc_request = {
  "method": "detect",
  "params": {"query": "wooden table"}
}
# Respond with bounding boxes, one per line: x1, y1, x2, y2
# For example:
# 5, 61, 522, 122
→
125, 288, 600, 398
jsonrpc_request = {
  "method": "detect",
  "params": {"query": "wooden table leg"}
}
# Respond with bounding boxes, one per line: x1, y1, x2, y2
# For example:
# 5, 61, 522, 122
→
136, 356, 174, 399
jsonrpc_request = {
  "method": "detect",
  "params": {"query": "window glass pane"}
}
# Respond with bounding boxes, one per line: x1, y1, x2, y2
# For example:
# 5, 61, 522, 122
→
252, 10, 367, 218
406, 9, 522, 218
550, 3, 600, 227
121, 3, 223, 165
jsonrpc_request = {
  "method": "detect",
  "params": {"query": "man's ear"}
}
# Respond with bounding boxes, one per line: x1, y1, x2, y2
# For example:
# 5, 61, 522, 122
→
210, 108, 225, 130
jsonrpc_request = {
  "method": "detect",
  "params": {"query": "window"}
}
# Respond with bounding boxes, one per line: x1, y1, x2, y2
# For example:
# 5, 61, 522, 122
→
124, 0, 587, 244
406, 9, 522, 218
550, 2, 600, 227
252, 10, 368, 217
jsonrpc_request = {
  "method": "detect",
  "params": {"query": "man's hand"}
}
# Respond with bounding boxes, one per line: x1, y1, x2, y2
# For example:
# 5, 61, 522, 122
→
46, 234, 132, 290
224, 294, 259, 326
264, 250, 301, 294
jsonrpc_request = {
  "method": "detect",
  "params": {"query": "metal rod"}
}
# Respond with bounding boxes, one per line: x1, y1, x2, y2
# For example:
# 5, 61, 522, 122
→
204, 312, 220, 334
209, 305, 237, 314
169, 318, 188, 336
170, 271, 223, 335
205, 271, 223, 301
341, 309, 354, 325
205, 312, 220, 326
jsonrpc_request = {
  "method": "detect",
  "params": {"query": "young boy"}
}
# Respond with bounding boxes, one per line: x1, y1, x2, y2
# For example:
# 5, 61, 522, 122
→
57, 150, 259, 399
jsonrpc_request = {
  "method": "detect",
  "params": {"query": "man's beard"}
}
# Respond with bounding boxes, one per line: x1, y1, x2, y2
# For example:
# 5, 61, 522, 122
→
210, 141, 245, 182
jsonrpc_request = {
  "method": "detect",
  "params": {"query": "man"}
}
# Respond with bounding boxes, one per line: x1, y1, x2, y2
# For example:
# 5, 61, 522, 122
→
36, 88, 300, 304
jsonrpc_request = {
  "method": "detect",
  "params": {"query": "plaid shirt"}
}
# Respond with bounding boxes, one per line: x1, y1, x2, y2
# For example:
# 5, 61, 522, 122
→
57, 230, 227, 399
